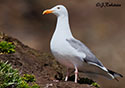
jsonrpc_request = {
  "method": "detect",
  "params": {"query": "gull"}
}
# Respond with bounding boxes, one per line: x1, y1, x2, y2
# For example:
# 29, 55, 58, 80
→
43, 5, 123, 83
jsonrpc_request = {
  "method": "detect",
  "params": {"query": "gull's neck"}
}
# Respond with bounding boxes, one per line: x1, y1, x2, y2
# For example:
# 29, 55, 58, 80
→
52, 15, 73, 40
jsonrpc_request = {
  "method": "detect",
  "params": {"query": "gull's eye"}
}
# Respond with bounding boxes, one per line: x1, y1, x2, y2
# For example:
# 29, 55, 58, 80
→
57, 7, 60, 9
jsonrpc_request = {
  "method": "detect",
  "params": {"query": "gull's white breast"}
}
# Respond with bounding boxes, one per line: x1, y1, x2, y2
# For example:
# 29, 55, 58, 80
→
50, 37, 85, 68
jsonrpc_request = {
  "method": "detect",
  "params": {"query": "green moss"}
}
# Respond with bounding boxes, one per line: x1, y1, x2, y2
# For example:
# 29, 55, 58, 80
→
31, 83, 40, 88
0, 41, 15, 54
91, 82, 100, 88
0, 61, 40, 88
22, 74, 36, 82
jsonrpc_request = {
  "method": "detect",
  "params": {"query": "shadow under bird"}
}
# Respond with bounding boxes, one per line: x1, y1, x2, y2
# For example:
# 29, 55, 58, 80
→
42, 5, 123, 83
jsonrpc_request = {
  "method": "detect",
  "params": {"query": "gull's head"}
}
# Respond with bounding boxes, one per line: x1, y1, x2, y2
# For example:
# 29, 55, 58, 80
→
43, 5, 68, 17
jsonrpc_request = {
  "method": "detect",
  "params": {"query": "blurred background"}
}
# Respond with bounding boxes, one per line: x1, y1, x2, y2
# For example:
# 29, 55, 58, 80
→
0, 0, 124, 88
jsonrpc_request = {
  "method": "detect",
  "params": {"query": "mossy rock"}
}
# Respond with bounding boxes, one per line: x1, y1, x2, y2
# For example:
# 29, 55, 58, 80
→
0, 32, 98, 88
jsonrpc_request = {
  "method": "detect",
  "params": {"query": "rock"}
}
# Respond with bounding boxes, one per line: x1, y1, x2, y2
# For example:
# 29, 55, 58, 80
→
0, 32, 96, 88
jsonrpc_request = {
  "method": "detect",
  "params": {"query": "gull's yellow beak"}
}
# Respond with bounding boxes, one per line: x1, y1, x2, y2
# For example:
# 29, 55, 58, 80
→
43, 10, 53, 15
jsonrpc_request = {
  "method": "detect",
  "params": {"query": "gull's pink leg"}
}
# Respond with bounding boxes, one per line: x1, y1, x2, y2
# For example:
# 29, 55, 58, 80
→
74, 66, 78, 83
65, 68, 69, 81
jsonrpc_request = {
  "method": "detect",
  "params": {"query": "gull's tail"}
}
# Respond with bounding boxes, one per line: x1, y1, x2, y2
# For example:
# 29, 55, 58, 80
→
108, 69, 123, 81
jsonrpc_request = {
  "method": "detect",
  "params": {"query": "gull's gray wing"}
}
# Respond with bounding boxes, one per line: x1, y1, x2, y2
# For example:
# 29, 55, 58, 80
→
66, 38, 104, 67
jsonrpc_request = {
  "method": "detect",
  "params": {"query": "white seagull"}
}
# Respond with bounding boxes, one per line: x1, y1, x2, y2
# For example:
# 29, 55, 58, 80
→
43, 5, 123, 83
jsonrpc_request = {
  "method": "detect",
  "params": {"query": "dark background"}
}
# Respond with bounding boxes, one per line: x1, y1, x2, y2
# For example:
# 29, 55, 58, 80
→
0, 0, 124, 88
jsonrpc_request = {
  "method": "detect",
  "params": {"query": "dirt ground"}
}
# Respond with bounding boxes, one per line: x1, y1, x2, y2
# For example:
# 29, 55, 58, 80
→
0, 32, 96, 88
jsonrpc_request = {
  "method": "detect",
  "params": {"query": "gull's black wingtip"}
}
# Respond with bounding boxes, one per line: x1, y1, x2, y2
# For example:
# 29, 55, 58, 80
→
108, 69, 123, 78
119, 74, 123, 78
107, 69, 123, 82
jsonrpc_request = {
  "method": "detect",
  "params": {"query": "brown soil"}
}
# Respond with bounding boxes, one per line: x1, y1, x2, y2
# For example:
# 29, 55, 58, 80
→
0, 32, 96, 88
